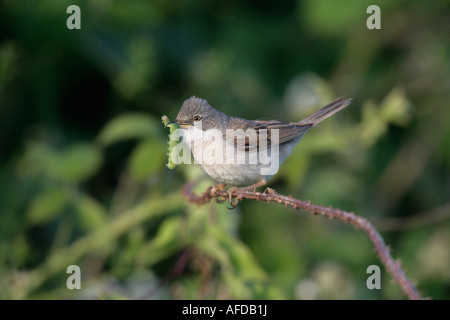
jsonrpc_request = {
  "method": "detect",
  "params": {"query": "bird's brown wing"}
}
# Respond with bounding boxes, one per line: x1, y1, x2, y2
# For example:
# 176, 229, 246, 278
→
227, 119, 312, 151
252, 120, 312, 148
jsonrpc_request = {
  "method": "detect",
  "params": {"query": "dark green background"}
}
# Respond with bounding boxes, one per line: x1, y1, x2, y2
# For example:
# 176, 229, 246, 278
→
0, 0, 449, 299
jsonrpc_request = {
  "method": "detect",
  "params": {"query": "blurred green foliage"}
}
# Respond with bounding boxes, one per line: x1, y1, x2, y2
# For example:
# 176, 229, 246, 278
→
0, 0, 449, 299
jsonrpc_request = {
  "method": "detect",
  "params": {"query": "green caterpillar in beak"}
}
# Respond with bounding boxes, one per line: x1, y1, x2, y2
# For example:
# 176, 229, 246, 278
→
161, 115, 179, 169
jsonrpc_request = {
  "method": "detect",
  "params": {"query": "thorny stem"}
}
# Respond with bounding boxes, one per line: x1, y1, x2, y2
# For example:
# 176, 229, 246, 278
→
182, 182, 424, 300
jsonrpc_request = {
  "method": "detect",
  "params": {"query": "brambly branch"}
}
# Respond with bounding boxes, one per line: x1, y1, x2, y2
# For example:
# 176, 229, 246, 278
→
182, 181, 424, 300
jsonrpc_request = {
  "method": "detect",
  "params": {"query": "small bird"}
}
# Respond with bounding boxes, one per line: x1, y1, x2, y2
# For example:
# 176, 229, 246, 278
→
171, 96, 351, 188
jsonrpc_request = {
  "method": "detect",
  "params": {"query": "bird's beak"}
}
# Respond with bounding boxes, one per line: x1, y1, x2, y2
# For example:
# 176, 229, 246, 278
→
168, 119, 189, 128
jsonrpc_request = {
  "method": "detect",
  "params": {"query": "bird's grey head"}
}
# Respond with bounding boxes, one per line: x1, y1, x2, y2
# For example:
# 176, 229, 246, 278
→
174, 96, 225, 131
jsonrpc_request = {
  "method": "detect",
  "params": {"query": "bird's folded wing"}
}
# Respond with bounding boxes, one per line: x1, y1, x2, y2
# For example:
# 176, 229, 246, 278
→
228, 120, 312, 151
253, 120, 313, 146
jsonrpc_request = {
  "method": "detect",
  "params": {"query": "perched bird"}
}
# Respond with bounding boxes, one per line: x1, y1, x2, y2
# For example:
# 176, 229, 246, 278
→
171, 96, 351, 188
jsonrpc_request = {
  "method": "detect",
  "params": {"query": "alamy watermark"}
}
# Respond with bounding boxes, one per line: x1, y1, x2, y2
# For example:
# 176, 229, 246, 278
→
366, 5, 381, 30
66, 265, 81, 289
66, 5, 81, 30
366, 265, 381, 290
66, 4, 381, 31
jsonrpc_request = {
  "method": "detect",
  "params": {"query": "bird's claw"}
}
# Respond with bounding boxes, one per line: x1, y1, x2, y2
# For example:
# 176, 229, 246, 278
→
226, 187, 239, 210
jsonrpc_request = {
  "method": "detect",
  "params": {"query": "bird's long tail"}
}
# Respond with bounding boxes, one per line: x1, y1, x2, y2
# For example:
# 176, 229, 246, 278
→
299, 97, 352, 125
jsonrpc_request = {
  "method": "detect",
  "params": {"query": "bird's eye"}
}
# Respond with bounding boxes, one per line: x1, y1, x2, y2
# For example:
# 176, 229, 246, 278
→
193, 115, 202, 122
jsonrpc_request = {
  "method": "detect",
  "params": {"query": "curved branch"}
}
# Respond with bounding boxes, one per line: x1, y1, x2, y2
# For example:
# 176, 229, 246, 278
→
182, 182, 424, 300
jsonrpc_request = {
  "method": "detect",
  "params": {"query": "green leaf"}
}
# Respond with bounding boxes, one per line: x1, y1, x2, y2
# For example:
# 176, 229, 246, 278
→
74, 195, 107, 230
215, 229, 267, 281
128, 138, 166, 181
360, 88, 412, 146
136, 217, 184, 266
197, 226, 268, 299
197, 232, 233, 271
380, 87, 412, 126
97, 113, 160, 146
16, 142, 102, 183
27, 187, 70, 225
199, 226, 267, 281
50, 143, 103, 183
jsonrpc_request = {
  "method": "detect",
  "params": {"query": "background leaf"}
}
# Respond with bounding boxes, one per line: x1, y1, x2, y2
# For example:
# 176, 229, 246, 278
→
128, 138, 167, 181
27, 187, 70, 225
75, 195, 108, 230
98, 113, 161, 146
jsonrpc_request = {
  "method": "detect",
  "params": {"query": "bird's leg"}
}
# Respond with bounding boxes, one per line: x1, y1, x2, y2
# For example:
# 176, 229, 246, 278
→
242, 180, 267, 193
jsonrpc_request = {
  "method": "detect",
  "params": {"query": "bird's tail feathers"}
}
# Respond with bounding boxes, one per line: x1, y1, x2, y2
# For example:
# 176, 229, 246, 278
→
299, 97, 352, 125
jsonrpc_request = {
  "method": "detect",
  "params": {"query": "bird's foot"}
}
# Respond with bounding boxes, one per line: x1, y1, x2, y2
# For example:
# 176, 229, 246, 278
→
226, 187, 239, 209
